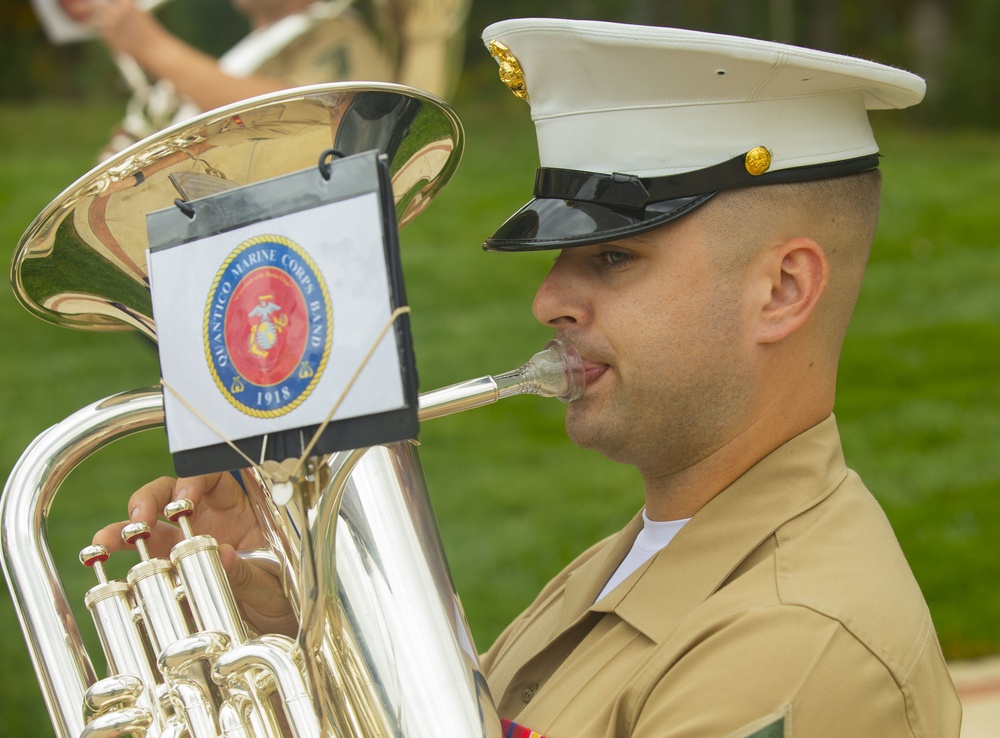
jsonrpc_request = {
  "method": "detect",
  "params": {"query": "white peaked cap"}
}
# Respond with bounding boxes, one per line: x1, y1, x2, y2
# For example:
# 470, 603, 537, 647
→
480, 18, 926, 251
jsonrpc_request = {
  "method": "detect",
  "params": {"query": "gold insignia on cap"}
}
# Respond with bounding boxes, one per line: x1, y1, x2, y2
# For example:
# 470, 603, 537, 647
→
745, 147, 772, 176
488, 40, 528, 101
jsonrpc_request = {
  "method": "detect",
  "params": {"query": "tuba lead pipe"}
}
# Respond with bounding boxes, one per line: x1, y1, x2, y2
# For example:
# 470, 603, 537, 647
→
417, 337, 584, 421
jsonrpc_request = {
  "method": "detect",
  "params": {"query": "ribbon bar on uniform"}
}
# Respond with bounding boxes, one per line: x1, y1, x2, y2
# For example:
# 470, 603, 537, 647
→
501, 718, 548, 738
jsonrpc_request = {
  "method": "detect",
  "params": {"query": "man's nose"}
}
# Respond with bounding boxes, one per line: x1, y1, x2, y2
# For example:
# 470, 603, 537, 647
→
532, 258, 590, 329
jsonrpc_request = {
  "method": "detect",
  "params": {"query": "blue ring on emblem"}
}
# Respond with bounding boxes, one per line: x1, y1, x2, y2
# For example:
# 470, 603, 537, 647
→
203, 234, 333, 418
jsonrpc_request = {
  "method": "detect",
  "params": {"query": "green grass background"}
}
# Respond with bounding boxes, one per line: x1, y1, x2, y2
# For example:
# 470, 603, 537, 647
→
1, 84, 999, 734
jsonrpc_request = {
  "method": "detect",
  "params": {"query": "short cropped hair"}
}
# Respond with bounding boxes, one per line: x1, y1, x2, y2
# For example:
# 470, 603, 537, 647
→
700, 169, 882, 349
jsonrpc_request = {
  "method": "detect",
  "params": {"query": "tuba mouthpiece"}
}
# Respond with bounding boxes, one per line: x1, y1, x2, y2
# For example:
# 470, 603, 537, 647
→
416, 338, 587, 422
493, 337, 586, 402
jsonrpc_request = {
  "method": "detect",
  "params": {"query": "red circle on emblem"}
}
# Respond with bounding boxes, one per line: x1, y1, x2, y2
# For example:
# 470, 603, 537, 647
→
225, 267, 308, 386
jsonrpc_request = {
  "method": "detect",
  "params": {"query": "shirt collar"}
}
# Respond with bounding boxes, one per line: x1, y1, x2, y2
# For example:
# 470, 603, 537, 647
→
591, 415, 849, 641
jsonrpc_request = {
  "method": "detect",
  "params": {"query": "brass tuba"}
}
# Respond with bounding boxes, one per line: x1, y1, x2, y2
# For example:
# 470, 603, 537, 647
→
1, 84, 584, 738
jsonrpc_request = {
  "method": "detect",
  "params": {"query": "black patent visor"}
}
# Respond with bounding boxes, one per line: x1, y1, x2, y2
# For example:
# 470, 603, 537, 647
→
483, 152, 880, 252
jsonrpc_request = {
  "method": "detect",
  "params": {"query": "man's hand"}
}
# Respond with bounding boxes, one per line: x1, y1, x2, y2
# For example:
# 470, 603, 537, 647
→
92, 472, 298, 636
58, 0, 170, 65
61, 0, 293, 112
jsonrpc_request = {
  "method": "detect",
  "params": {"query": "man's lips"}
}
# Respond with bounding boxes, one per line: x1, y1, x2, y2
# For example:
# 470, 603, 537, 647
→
551, 334, 610, 389
582, 361, 609, 385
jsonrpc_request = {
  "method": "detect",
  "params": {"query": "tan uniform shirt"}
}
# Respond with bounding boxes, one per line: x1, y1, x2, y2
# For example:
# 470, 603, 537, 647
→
482, 416, 961, 737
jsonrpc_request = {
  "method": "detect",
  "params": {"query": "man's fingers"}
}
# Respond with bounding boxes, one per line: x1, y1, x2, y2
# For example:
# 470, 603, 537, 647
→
126, 476, 180, 525
218, 543, 297, 636
175, 472, 243, 511
95, 519, 293, 634
92, 517, 182, 557
128, 472, 238, 521
91, 521, 130, 553
94, 475, 182, 554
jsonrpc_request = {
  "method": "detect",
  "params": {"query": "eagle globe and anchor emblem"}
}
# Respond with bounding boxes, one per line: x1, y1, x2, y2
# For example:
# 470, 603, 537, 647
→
204, 234, 332, 417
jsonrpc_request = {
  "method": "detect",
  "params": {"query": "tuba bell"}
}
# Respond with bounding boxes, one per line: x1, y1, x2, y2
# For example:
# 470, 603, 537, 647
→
0, 84, 585, 738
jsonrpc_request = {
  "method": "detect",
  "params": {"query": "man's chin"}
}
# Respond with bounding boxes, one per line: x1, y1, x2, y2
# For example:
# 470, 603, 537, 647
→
565, 409, 626, 460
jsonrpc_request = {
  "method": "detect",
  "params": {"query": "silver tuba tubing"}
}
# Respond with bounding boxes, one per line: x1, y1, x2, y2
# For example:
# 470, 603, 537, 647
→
1, 339, 584, 738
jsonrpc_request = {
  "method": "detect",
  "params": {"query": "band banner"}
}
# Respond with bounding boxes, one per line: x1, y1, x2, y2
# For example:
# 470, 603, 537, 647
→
147, 149, 418, 476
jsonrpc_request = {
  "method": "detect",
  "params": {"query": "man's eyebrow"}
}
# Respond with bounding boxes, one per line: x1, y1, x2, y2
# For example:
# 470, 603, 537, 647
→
617, 233, 662, 249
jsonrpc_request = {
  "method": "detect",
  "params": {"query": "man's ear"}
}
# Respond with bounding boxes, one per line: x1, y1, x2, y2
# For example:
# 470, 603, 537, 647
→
754, 237, 829, 345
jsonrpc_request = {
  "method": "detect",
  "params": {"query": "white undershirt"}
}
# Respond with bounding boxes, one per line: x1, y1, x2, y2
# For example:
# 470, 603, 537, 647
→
596, 510, 690, 602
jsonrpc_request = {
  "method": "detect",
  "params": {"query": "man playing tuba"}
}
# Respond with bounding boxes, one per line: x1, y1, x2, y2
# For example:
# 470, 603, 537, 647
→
96, 18, 962, 738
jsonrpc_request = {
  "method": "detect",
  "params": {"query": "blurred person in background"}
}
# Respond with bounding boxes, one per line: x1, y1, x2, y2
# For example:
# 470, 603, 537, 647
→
59, 0, 467, 158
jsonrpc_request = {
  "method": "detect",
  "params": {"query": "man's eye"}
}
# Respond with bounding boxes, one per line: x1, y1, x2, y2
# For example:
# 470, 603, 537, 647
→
600, 250, 634, 268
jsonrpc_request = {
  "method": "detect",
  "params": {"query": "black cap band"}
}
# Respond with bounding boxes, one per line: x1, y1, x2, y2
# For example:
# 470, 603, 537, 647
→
533, 153, 881, 211
484, 153, 881, 252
